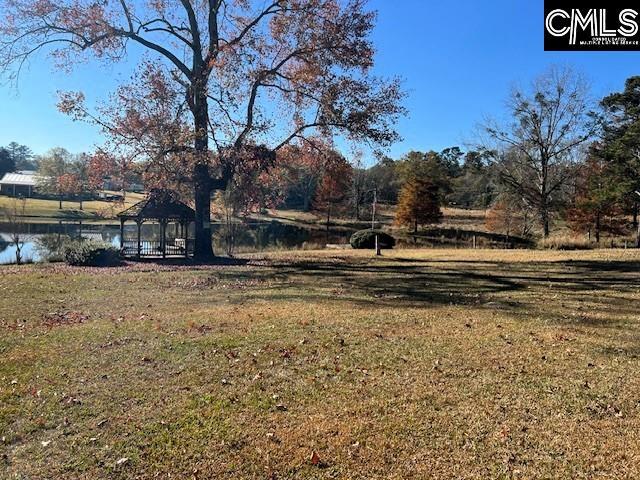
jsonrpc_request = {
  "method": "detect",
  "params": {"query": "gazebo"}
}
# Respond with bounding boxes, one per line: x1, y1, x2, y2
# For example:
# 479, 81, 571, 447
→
117, 190, 196, 258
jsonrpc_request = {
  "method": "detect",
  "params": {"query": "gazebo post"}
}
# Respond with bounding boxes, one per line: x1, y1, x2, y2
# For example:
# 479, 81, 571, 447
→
119, 218, 125, 251
160, 220, 167, 258
136, 220, 142, 258
183, 221, 188, 258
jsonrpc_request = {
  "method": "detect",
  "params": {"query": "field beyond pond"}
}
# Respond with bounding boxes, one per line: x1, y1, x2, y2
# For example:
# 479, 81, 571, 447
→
1, 249, 640, 479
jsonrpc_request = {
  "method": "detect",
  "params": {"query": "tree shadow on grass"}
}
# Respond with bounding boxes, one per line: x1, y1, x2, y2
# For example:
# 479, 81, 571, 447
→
127, 256, 250, 267
223, 258, 640, 322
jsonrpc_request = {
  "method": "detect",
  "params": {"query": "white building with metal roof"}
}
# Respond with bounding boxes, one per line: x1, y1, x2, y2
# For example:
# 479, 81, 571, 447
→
0, 171, 39, 197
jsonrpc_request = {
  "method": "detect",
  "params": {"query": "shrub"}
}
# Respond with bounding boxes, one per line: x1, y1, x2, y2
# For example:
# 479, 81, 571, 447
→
62, 240, 121, 266
35, 234, 74, 263
350, 230, 395, 249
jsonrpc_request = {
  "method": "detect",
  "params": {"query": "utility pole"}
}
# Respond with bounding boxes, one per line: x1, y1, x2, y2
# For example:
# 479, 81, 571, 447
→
371, 187, 377, 231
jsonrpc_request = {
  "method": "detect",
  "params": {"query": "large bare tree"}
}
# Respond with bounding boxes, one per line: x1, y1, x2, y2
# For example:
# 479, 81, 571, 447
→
484, 67, 599, 237
0, 0, 404, 259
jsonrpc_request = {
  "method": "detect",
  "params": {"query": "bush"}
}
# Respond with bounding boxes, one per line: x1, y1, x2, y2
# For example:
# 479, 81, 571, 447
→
62, 240, 121, 266
35, 234, 74, 263
350, 230, 395, 249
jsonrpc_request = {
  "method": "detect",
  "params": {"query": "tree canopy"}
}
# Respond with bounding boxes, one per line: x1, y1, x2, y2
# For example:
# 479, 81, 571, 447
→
1, 0, 405, 259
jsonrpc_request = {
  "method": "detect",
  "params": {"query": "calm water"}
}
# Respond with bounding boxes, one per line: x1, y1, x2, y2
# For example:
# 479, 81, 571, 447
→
0, 220, 352, 264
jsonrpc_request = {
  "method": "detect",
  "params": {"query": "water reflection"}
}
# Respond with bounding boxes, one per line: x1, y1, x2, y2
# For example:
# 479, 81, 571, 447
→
0, 221, 120, 264
0, 220, 352, 264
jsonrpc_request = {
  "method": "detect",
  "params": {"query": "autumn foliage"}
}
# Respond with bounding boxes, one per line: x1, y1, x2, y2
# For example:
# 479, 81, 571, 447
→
312, 151, 353, 229
566, 156, 625, 243
485, 194, 533, 238
394, 177, 442, 232
0, 0, 404, 259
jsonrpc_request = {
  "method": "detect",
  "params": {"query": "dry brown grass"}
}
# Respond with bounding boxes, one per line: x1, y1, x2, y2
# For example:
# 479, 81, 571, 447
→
1, 248, 640, 478
249, 207, 488, 231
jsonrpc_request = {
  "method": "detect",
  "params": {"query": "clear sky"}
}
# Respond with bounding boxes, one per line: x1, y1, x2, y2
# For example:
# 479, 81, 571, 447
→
2, 0, 640, 160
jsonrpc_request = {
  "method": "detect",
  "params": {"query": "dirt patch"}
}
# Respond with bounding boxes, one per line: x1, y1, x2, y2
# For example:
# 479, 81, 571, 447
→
41, 311, 88, 328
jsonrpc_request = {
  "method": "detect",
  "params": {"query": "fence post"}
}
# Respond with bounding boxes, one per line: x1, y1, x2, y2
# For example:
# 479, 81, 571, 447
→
375, 234, 381, 256
472, 235, 476, 249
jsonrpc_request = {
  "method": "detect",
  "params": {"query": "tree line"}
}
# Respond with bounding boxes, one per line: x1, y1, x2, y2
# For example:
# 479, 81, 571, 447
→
282, 67, 640, 246
0, 143, 143, 209
482, 68, 640, 246
3, 1, 640, 254
5, 63, 639, 249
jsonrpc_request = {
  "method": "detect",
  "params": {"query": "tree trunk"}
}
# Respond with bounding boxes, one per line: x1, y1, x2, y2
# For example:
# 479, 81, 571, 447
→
191, 84, 215, 261
414, 218, 418, 234
633, 201, 638, 229
595, 212, 601, 244
193, 164, 213, 260
540, 162, 550, 238
59, 195, 62, 209
541, 206, 550, 238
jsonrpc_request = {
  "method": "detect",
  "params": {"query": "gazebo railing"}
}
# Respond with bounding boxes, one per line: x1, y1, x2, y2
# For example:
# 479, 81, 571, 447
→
122, 239, 194, 257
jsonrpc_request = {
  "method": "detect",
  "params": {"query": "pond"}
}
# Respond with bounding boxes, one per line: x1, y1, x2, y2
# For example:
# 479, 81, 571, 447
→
0, 220, 354, 264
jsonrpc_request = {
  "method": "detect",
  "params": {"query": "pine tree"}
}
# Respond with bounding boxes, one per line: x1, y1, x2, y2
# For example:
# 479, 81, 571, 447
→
394, 178, 442, 233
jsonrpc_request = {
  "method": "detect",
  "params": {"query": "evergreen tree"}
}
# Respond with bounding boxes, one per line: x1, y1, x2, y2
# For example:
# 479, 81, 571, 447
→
0, 148, 16, 178
6, 142, 36, 170
600, 76, 640, 246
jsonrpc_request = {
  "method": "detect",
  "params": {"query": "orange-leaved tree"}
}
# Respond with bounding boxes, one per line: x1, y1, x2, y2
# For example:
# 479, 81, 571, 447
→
485, 193, 533, 239
394, 177, 442, 233
313, 150, 353, 241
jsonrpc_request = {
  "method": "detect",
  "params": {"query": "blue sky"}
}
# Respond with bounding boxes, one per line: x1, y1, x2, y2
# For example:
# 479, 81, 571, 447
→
2, 0, 640, 160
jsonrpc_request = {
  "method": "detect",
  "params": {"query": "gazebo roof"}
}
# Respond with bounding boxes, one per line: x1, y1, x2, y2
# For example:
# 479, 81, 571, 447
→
117, 190, 195, 222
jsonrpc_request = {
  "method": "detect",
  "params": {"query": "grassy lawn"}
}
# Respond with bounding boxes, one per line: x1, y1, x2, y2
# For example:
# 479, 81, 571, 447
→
0, 193, 144, 221
1, 249, 640, 478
